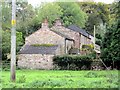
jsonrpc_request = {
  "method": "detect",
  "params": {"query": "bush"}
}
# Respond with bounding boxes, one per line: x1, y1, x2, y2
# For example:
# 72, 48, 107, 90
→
53, 55, 92, 70
82, 44, 94, 50
69, 63, 78, 70
96, 40, 101, 46
2, 61, 10, 71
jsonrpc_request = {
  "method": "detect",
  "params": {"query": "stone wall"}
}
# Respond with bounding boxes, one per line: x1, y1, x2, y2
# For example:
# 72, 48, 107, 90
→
17, 54, 54, 70
25, 28, 65, 45
51, 26, 80, 48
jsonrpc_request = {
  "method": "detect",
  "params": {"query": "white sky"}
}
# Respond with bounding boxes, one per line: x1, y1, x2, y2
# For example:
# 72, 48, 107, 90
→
28, 0, 115, 7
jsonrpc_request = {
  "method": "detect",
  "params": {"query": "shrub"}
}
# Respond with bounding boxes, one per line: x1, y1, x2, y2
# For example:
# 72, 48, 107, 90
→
53, 55, 92, 70
82, 44, 94, 50
2, 61, 10, 71
69, 63, 78, 70
96, 40, 101, 46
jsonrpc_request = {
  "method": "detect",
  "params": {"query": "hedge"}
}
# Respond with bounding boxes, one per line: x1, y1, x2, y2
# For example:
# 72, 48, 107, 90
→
53, 55, 93, 70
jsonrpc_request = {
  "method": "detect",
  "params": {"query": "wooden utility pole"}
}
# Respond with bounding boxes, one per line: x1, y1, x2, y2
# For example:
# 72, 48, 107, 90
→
93, 25, 96, 51
11, 0, 16, 82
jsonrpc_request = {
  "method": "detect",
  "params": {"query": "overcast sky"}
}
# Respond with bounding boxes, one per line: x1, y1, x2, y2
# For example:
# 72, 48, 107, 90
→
28, 0, 115, 7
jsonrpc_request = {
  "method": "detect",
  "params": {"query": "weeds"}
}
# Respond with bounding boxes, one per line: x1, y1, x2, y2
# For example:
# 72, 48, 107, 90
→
18, 74, 26, 83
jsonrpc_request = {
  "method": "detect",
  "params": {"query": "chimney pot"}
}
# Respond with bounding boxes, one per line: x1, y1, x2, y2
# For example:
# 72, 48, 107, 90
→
54, 18, 62, 26
41, 19, 48, 28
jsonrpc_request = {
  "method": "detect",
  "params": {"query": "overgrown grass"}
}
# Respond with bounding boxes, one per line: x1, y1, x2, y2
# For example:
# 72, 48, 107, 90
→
2, 70, 119, 88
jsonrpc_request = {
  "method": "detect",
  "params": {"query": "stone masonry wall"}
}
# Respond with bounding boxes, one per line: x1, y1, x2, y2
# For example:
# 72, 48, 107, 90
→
24, 28, 67, 55
51, 26, 80, 48
17, 54, 54, 70
25, 28, 65, 45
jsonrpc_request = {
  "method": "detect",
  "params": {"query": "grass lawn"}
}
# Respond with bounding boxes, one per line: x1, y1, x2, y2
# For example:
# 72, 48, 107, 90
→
1, 70, 119, 88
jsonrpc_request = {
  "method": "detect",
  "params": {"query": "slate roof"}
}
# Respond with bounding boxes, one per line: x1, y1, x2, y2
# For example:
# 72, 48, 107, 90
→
50, 29, 74, 41
19, 45, 58, 54
67, 25, 89, 38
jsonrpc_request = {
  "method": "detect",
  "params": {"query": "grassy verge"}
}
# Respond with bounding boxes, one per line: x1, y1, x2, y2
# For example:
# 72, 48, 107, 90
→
2, 70, 119, 88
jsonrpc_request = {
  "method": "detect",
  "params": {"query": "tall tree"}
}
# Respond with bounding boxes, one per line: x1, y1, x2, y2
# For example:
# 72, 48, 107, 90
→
2, 30, 24, 60
2, 0, 36, 36
101, 1, 120, 68
57, 2, 88, 27
78, 2, 110, 34
2, 1, 11, 30
16, 1, 35, 36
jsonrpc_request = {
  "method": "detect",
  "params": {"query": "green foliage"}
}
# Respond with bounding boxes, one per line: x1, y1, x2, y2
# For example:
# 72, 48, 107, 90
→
87, 51, 96, 59
101, 2, 120, 64
96, 39, 102, 46
28, 79, 64, 88
82, 44, 94, 50
16, 2, 36, 36
96, 23, 106, 38
95, 33, 102, 39
2, 2, 11, 30
53, 55, 92, 70
109, 2, 120, 26
35, 2, 87, 27
2, 1, 36, 37
2, 30, 24, 60
36, 3, 63, 27
78, 2, 110, 34
18, 75, 26, 83
2, 60, 10, 71
101, 26, 120, 69
2, 70, 118, 88
81, 44, 96, 58
57, 2, 88, 27
2, 30, 11, 54
16, 32, 24, 52
31, 44, 56, 47
84, 72, 98, 78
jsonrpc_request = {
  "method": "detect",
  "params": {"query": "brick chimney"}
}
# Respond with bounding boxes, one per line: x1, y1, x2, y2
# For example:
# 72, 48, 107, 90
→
41, 19, 48, 28
54, 18, 62, 26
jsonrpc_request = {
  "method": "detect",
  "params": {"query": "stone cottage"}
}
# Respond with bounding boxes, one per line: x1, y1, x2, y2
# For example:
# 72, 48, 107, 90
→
18, 19, 99, 69
18, 19, 74, 69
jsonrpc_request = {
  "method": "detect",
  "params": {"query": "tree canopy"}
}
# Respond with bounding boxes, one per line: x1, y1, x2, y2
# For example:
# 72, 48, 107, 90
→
2, 30, 24, 60
36, 3, 63, 27
57, 2, 88, 27
35, 2, 88, 27
101, 1, 120, 63
78, 2, 110, 34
